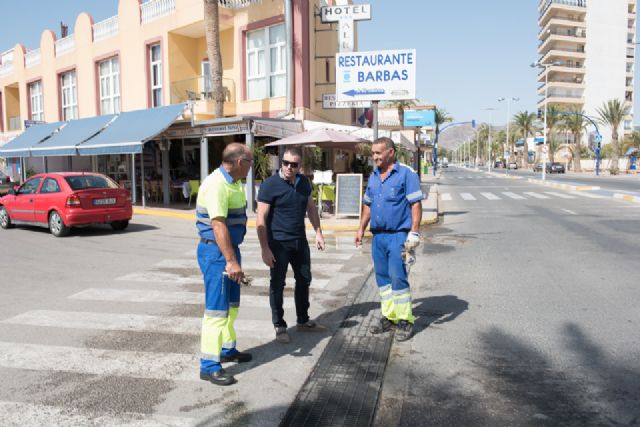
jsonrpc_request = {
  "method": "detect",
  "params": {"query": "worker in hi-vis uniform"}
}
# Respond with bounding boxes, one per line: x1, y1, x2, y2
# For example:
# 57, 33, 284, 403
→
355, 137, 423, 342
196, 143, 254, 386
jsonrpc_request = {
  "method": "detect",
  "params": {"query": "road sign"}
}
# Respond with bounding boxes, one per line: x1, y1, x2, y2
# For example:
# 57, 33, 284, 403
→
322, 94, 371, 109
403, 110, 435, 127
336, 49, 416, 102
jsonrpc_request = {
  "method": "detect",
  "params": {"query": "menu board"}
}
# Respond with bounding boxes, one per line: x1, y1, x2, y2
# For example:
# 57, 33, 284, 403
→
335, 173, 363, 217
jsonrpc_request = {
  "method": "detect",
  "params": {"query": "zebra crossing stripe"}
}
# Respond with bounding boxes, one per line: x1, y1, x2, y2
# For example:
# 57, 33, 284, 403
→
523, 192, 550, 199
460, 193, 476, 201
502, 192, 525, 200
67, 288, 299, 309
441, 193, 452, 201
0, 310, 274, 337
154, 259, 344, 272
0, 401, 194, 427
0, 341, 195, 381
571, 191, 604, 198
544, 191, 576, 199
480, 192, 501, 200
240, 250, 354, 260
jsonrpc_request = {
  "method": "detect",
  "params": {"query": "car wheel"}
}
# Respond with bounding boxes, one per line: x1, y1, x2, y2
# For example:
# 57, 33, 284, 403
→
0, 206, 13, 229
49, 211, 70, 237
110, 220, 129, 231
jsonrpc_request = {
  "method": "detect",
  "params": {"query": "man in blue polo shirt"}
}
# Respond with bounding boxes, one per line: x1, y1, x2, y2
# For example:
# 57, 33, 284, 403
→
256, 147, 326, 343
355, 137, 423, 341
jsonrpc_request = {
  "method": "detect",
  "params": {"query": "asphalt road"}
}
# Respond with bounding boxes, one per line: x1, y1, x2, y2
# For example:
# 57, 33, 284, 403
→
377, 166, 640, 426
487, 166, 640, 194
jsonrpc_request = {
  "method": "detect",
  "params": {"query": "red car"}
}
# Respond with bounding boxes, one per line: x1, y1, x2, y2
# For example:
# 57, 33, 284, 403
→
0, 172, 132, 237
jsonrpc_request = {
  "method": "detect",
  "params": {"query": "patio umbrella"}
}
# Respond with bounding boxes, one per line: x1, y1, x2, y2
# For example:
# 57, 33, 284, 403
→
264, 127, 370, 150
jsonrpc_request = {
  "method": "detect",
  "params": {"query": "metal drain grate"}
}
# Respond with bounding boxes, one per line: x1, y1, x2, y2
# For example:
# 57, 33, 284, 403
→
281, 271, 393, 427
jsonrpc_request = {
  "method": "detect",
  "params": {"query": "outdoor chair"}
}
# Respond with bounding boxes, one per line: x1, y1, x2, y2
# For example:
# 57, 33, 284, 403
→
188, 179, 200, 207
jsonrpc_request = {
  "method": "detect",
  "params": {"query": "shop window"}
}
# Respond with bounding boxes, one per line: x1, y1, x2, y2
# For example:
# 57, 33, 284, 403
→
149, 44, 162, 107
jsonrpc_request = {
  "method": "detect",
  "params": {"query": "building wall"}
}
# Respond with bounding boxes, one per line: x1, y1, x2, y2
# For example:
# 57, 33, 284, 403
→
583, 0, 630, 141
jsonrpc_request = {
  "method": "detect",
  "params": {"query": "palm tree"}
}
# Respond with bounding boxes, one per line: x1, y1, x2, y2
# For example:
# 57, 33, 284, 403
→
596, 99, 630, 172
204, 0, 225, 118
433, 108, 453, 166
545, 105, 563, 164
512, 111, 536, 167
562, 108, 587, 172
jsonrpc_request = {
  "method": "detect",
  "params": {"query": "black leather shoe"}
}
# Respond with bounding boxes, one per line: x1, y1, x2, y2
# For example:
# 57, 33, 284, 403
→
200, 369, 236, 386
220, 351, 252, 363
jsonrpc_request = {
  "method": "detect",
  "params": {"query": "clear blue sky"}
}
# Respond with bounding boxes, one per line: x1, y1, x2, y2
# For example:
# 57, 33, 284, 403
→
1, 1, 637, 125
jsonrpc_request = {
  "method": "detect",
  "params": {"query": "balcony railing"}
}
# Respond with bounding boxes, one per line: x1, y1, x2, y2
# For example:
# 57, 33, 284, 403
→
170, 76, 236, 105
55, 35, 75, 56
219, 0, 262, 8
540, 0, 587, 20
141, 0, 176, 24
24, 49, 41, 68
0, 61, 13, 77
93, 16, 119, 42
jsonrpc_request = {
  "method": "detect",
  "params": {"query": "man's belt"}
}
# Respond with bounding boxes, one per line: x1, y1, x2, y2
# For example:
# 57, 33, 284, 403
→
200, 238, 216, 244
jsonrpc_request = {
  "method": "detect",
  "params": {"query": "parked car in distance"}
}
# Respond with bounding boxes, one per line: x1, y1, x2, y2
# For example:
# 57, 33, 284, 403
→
507, 162, 518, 170
549, 162, 566, 173
0, 172, 11, 195
494, 161, 505, 168
0, 172, 132, 237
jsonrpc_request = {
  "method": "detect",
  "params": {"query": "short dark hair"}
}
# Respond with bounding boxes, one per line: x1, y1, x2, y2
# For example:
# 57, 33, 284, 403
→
373, 137, 395, 151
284, 147, 303, 159
222, 143, 249, 163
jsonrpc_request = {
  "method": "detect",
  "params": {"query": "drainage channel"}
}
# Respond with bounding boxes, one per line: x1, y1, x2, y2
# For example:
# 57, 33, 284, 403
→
280, 271, 393, 427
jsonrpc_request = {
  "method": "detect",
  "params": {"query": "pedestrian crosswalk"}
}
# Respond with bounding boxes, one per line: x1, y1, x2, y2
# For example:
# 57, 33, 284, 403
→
440, 190, 599, 202
0, 234, 370, 425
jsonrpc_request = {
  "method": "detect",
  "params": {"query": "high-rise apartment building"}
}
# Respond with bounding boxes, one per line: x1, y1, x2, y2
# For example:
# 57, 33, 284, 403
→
537, 0, 636, 141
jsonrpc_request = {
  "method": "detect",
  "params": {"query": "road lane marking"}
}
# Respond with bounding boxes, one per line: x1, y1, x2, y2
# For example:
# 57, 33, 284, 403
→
502, 192, 526, 200
561, 209, 577, 215
544, 192, 576, 199
460, 193, 476, 201
523, 192, 550, 199
0, 401, 194, 427
480, 192, 501, 200
0, 310, 273, 337
116, 271, 329, 288
154, 259, 344, 272
68, 289, 299, 308
441, 193, 452, 201
571, 191, 604, 198
0, 341, 196, 381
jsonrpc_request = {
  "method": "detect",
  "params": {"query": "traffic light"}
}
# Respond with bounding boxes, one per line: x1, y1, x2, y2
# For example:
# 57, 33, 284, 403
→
471, 119, 476, 128
537, 109, 542, 119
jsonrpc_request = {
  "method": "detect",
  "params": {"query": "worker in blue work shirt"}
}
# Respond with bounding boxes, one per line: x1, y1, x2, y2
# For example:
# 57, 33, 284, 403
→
196, 143, 254, 386
355, 137, 423, 341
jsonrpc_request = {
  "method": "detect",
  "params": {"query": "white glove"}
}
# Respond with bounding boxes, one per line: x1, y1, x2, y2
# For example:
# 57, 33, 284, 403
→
404, 231, 421, 251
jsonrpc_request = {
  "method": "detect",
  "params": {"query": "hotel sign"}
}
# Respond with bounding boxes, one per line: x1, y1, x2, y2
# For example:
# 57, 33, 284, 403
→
320, 4, 371, 52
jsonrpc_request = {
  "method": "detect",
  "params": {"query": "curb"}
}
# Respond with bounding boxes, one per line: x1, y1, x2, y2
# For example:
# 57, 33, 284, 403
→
526, 178, 599, 192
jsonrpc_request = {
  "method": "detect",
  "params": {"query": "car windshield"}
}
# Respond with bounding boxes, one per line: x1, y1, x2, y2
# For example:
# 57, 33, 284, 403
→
65, 175, 118, 190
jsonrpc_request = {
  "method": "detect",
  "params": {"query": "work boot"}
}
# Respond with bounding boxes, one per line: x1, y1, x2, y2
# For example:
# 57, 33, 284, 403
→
200, 368, 236, 386
275, 326, 290, 343
395, 320, 414, 342
296, 320, 327, 332
369, 317, 395, 334
220, 348, 252, 363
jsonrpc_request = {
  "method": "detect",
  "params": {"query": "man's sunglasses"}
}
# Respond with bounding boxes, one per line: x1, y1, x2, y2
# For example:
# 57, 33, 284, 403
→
282, 160, 299, 168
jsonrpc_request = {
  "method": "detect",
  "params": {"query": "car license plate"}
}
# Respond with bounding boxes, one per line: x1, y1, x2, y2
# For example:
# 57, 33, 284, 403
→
93, 198, 116, 206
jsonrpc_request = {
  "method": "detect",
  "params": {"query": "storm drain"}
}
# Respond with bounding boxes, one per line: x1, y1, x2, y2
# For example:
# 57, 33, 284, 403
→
280, 271, 393, 427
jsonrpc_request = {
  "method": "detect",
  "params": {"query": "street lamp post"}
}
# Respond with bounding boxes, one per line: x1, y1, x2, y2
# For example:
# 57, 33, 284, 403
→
484, 107, 496, 172
531, 62, 555, 180
498, 97, 519, 170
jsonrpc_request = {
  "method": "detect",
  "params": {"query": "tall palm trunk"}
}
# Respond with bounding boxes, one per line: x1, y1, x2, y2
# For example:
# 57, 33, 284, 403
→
204, 0, 225, 118
610, 129, 620, 170
572, 132, 582, 172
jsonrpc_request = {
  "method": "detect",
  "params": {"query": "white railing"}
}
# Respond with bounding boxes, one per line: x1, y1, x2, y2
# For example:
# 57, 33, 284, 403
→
25, 49, 41, 68
0, 61, 14, 77
141, 0, 176, 24
219, 0, 261, 8
93, 16, 119, 42
55, 34, 76, 56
